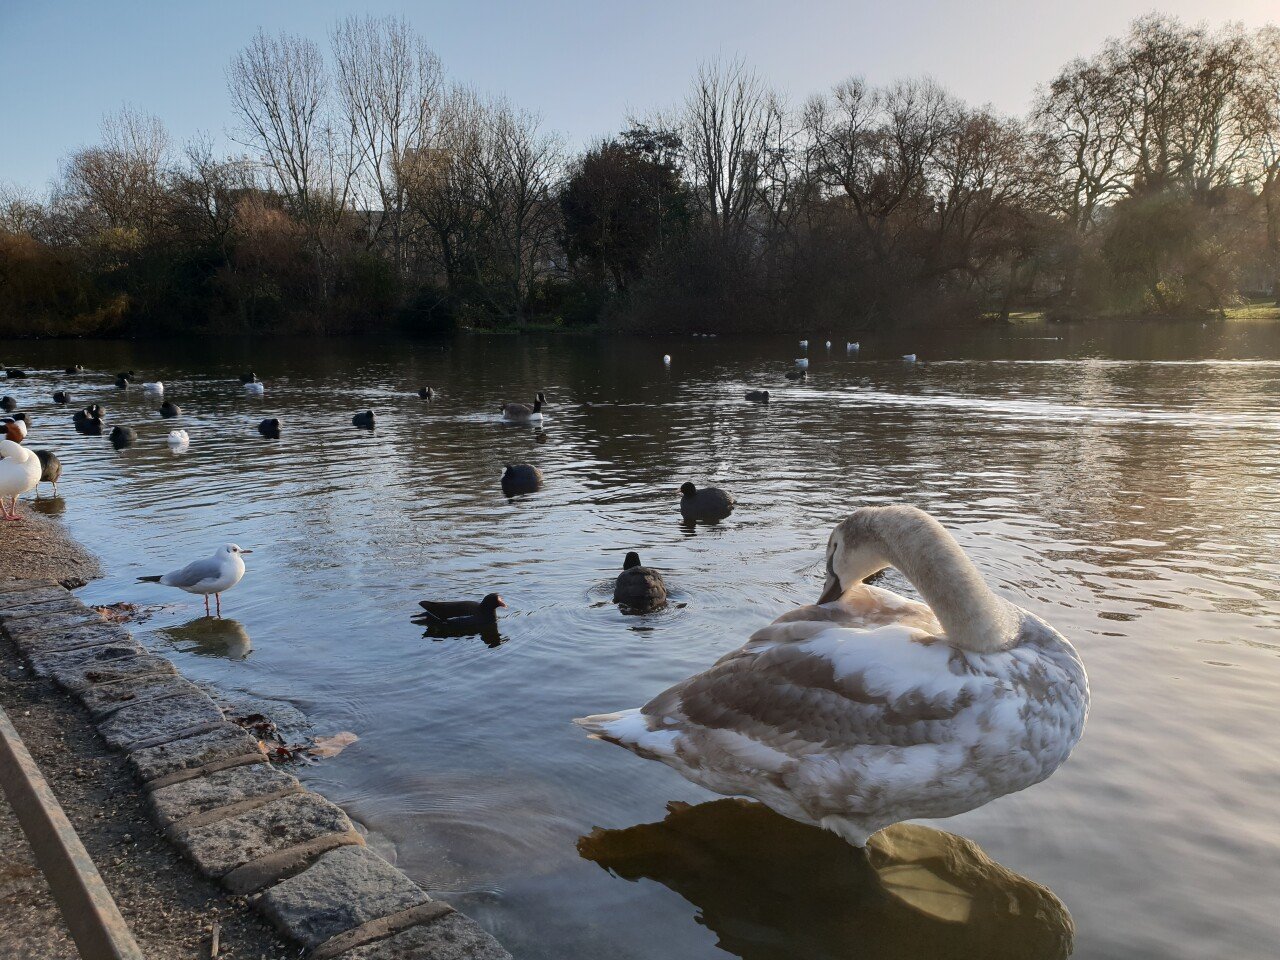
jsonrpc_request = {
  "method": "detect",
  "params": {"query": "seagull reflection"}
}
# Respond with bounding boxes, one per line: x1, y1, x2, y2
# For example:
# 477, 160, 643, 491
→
578, 799, 1074, 960
161, 616, 253, 660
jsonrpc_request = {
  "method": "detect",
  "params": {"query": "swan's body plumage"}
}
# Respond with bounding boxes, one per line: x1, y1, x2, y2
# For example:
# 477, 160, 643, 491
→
577, 506, 1088, 846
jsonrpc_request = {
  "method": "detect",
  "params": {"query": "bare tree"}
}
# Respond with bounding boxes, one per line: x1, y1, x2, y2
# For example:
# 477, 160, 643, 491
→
57, 105, 171, 239
681, 58, 779, 242
332, 14, 442, 272
227, 30, 356, 245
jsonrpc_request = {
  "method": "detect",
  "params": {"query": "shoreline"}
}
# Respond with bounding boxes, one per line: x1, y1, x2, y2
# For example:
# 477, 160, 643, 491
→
0, 506, 510, 959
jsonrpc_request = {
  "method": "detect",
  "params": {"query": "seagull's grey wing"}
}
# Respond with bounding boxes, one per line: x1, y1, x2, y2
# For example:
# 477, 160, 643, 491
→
161, 557, 224, 588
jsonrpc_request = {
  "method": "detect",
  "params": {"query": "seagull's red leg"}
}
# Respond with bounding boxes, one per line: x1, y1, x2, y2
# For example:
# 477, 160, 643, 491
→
204, 595, 210, 616
215, 593, 221, 617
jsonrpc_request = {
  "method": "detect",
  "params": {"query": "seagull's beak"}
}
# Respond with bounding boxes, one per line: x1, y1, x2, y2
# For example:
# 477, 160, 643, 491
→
817, 556, 842, 605
240, 549, 254, 555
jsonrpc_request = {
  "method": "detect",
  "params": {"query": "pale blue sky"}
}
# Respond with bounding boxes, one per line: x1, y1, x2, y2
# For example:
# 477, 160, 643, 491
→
1, 0, 1275, 191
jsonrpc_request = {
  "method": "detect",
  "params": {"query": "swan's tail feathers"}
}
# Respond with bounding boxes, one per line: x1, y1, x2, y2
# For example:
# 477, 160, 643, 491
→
573, 709, 679, 758
137, 575, 162, 583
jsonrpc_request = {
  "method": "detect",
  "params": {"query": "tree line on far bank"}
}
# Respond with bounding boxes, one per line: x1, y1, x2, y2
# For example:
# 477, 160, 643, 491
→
3, 13, 1280, 338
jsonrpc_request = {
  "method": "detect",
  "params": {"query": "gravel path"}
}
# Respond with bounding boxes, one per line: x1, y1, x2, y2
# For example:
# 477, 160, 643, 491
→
0, 502, 294, 959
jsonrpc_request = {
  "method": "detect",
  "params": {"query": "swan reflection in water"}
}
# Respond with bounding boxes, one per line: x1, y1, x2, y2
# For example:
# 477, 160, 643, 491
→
160, 616, 253, 660
578, 799, 1073, 960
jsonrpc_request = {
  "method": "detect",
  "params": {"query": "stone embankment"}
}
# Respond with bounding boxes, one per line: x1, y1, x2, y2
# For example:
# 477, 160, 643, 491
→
0, 578, 510, 960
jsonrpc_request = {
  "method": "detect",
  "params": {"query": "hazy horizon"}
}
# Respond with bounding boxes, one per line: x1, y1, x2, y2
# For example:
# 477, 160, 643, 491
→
2, 0, 1277, 192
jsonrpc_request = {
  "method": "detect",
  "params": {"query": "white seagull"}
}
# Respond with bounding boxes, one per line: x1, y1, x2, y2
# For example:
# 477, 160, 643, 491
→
244, 381, 265, 396
847, 342, 860, 352
795, 357, 809, 369
138, 543, 252, 616
0, 437, 41, 520
142, 381, 164, 395
902, 354, 917, 362
576, 506, 1089, 848
167, 429, 190, 450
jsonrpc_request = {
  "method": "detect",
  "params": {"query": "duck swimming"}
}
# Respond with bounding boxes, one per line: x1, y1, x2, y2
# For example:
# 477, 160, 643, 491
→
679, 482, 735, 523
744, 390, 770, 403
501, 392, 545, 423
501, 463, 543, 496
414, 594, 506, 633
52, 391, 71, 405
258, 417, 281, 439
613, 552, 668, 612
352, 410, 376, 429
0, 396, 15, 412
418, 386, 435, 400
577, 506, 1088, 847
109, 425, 136, 449
159, 401, 181, 418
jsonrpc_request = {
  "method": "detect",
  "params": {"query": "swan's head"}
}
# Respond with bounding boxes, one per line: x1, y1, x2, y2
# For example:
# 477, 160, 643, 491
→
818, 511, 892, 604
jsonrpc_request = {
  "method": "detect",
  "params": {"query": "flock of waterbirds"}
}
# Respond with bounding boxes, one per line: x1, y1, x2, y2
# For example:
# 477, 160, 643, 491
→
1, 340, 1093, 852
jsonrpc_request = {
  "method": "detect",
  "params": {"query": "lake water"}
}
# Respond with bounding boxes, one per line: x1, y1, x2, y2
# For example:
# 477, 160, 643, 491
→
2, 321, 1278, 959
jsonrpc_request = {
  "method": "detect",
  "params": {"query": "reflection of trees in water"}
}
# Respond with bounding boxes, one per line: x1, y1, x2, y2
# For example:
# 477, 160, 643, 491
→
578, 799, 1073, 960
161, 617, 252, 660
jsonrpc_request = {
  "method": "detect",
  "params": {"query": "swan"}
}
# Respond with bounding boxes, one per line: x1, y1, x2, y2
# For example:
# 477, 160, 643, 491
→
167, 429, 190, 450
577, 505, 1089, 847
0, 438, 41, 520
244, 381, 265, 396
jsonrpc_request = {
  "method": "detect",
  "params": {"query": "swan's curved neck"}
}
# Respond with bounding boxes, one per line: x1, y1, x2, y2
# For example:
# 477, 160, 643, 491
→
843, 508, 1021, 653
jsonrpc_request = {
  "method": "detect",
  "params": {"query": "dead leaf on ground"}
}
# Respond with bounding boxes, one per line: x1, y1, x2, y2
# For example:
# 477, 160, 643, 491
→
309, 732, 359, 758
93, 602, 140, 623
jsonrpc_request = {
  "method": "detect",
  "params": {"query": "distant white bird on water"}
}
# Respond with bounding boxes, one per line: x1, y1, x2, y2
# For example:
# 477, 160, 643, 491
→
799, 339, 808, 349
244, 381, 265, 396
138, 543, 251, 617
795, 357, 809, 369
167, 429, 189, 450
825, 340, 832, 349
847, 341, 860, 352
902, 353, 917, 362
663, 354, 671, 365
142, 381, 164, 395
0, 437, 41, 520
576, 505, 1088, 848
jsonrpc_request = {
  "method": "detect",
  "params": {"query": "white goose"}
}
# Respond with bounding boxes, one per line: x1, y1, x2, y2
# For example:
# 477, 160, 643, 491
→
0, 437, 42, 520
577, 506, 1089, 847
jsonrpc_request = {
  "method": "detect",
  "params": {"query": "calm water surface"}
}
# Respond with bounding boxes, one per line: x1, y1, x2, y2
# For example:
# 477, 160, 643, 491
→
3, 322, 1278, 959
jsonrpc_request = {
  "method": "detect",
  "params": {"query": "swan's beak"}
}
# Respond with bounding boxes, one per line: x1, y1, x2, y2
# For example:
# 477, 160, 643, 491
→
818, 555, 843, 604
